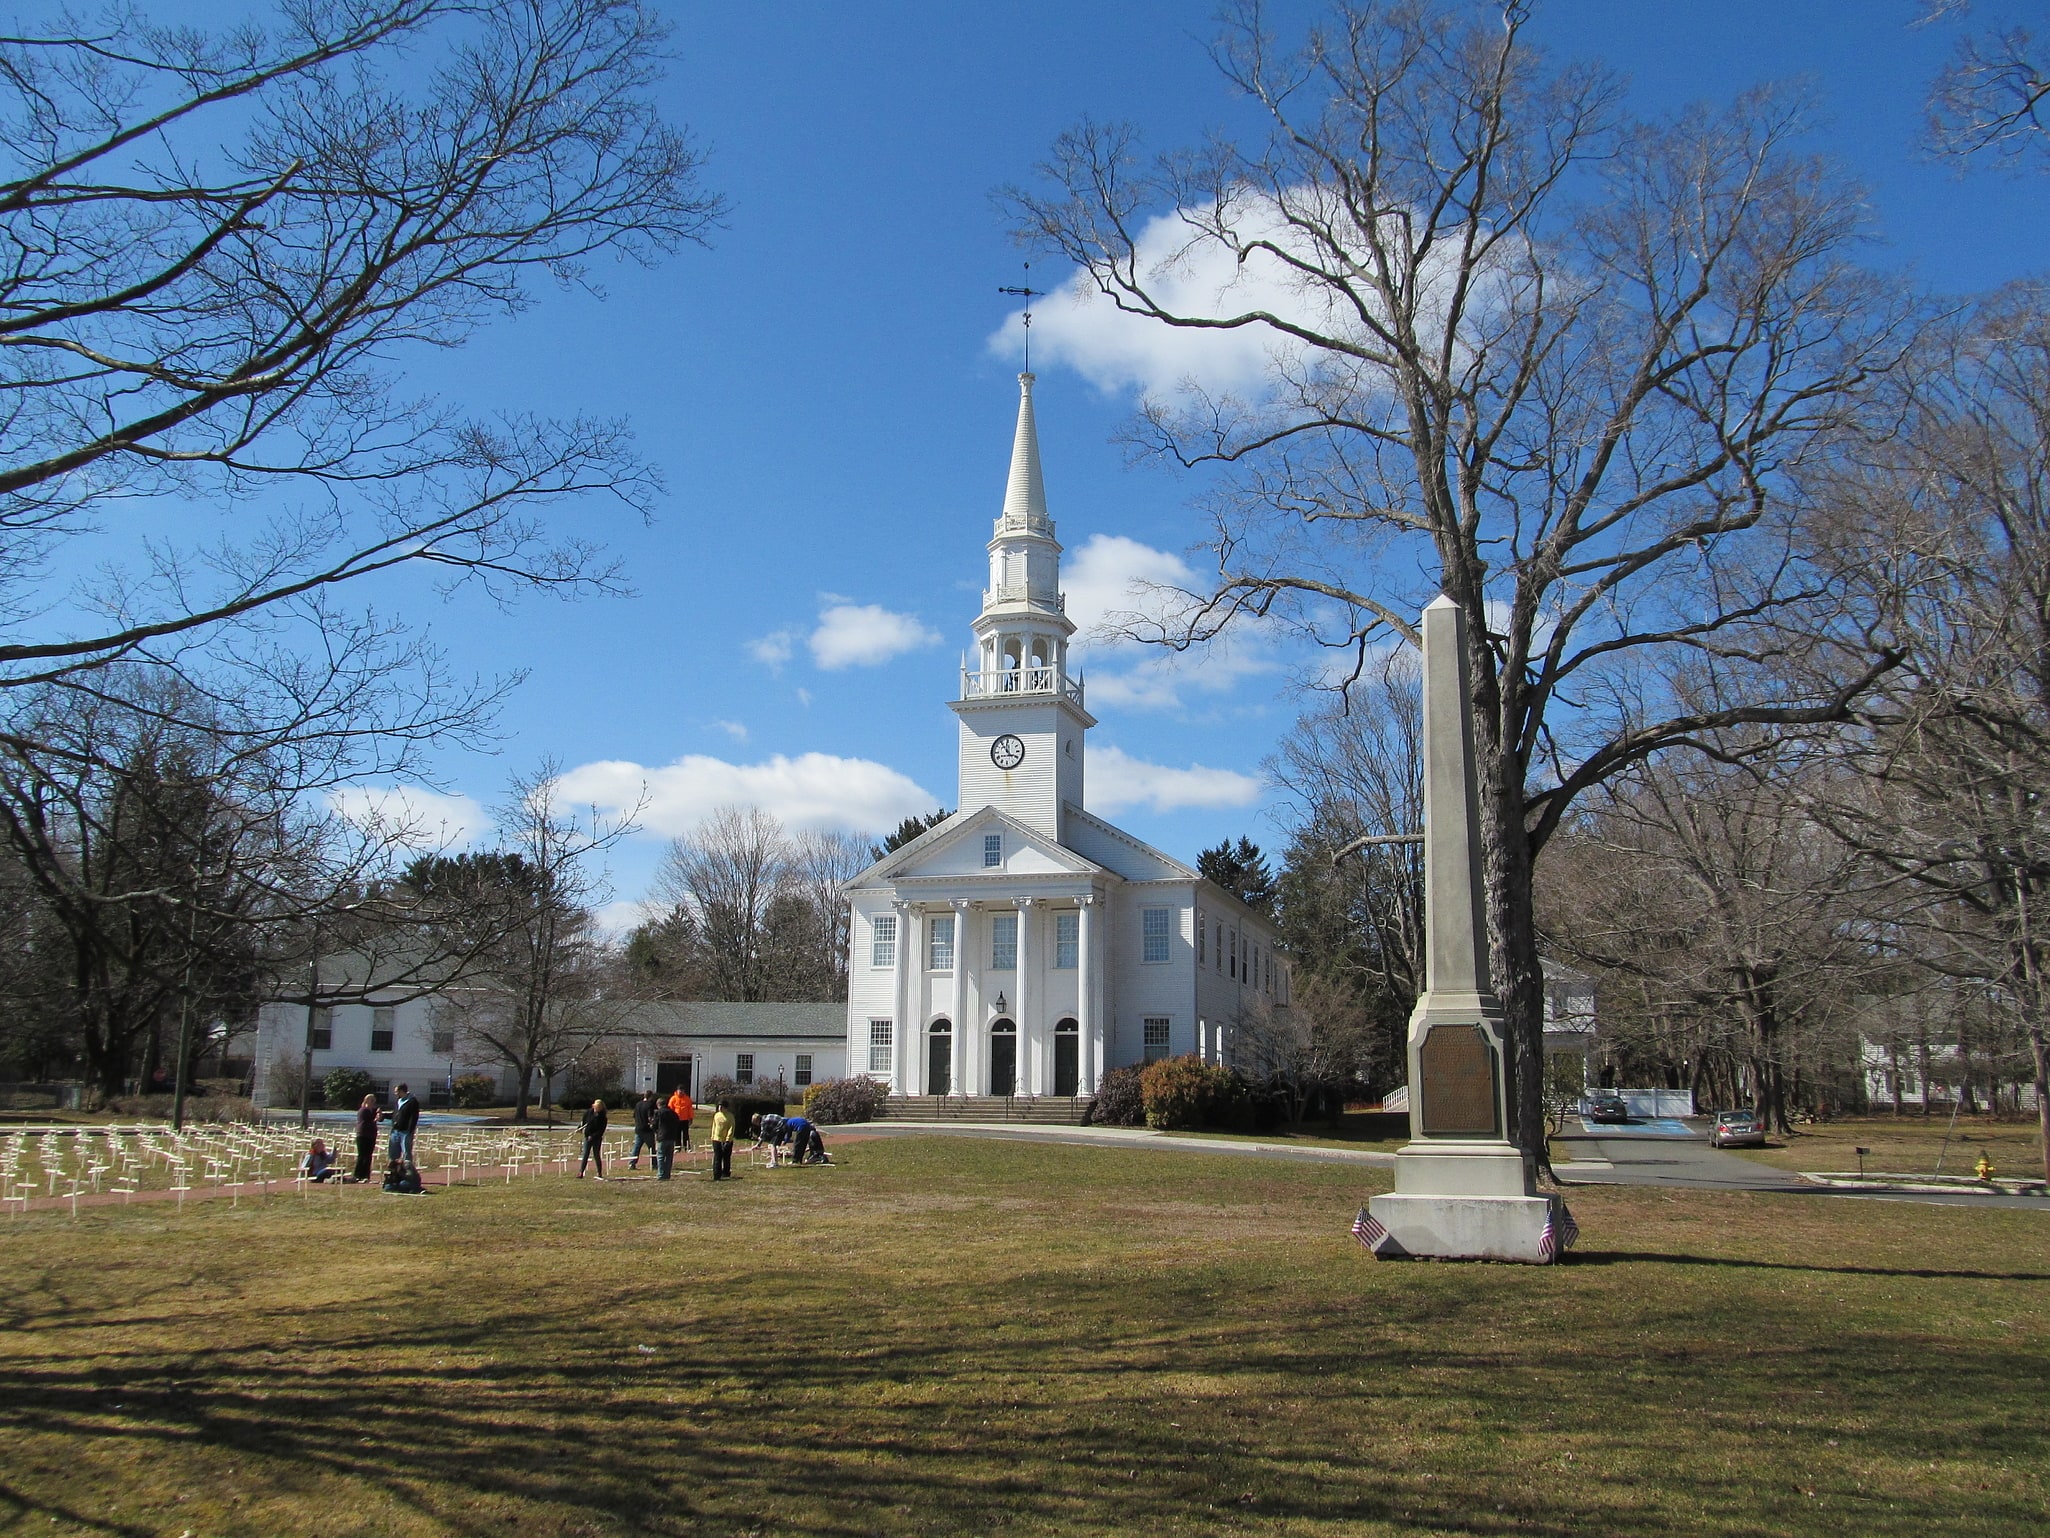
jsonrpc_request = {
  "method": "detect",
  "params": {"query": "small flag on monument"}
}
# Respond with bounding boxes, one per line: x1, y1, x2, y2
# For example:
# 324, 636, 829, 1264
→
1351, 1206, 1385, 1250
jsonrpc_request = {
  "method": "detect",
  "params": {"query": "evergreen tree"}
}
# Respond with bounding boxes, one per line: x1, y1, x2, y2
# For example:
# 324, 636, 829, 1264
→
1197, 836, 1276, 915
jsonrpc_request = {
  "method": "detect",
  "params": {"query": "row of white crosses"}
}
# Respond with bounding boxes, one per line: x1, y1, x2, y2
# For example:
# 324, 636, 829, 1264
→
0, 1119, 741, 1217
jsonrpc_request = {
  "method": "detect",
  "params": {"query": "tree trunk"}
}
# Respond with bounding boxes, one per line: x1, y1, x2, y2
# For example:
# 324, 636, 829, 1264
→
513, 1059, 534, 1123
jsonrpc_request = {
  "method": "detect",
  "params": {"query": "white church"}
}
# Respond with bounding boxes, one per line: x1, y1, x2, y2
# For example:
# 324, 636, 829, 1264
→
844, 374, 1289, 1103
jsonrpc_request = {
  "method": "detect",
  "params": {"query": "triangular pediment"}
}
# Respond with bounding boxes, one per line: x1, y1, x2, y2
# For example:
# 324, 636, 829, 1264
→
845, 805, 1105, 889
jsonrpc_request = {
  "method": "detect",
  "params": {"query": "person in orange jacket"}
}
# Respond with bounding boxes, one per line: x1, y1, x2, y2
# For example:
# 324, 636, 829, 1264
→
668, 1087, 696, 1149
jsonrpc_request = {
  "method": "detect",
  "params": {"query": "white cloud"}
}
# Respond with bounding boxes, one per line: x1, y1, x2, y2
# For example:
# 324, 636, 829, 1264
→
748, 629, 796, 670
712, 719, 750, 743
809, 603, 941, 670
553, 752, 939, 839
329, 785, 491, 850
1063, 533, 1197, 639
592, 899, 652, 939
1086, 645, 1281, 713
992, 188, 1513, 404
795, 687, 813, 707
1086, 745, 1262, 815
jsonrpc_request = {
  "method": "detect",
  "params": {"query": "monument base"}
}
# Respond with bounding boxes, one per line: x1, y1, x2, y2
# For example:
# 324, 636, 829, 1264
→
1362, 1139, 1577, 1263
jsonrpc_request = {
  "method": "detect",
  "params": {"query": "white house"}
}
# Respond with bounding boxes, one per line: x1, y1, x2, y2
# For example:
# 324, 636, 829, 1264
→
843, 373, 1289, 1100
251, 981, 845, 1109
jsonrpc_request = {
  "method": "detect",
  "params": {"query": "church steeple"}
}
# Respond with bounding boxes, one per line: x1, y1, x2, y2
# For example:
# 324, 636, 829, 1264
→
951, 372, 1095, 841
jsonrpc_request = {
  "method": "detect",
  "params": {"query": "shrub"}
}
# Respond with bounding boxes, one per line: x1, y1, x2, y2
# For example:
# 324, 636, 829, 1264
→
1140, 1054, 1239, 1130
103, 1093, 257, 1124
1086, 1064, 1145, 1127
556, 1049, 626, 1110
322, 1066, 376, 1109
803, 1076, 889, 1125
450, 1074, 498, 1110
702, 1075, 790, 1108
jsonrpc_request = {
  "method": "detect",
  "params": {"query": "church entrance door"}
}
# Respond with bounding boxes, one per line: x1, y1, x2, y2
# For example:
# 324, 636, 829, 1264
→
655, 1058, 693, 1097
927, 1021, 952, 1096
989, 1019, 1017, 1097
1053, 1019, 1079, 1097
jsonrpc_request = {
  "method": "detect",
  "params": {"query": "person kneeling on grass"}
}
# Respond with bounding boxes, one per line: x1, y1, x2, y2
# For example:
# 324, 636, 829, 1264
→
382, 1158, 424, 1194
301, 1139, 336, 1182
751, 1111, 787, 1165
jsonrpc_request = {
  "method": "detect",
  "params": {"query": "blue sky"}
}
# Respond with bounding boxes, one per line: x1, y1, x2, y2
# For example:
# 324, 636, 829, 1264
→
346, 0, 2050, 920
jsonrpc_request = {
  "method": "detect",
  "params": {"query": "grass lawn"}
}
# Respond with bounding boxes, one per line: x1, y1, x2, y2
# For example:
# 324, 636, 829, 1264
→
1730, 1114, 2047, 1179
1, 1138, 2045, 1537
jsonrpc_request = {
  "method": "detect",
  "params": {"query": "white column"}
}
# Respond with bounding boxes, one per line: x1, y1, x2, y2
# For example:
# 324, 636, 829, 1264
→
950, 900, 971, 1097
891, 902, 913, 1094
1016, 897, 1037, 1093
1077, 894, 1097, 1091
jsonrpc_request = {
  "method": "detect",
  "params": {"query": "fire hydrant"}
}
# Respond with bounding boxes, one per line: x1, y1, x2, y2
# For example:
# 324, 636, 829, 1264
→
1975, 1153, 1996, 1183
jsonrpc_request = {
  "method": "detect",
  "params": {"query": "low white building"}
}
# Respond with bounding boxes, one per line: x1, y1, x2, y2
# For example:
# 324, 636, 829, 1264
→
843, 373, 1289, 1099
250, 988, 845, 1108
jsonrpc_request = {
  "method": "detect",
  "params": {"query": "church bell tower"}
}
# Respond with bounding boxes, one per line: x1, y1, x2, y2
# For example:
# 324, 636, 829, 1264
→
949, 372, 1095, 841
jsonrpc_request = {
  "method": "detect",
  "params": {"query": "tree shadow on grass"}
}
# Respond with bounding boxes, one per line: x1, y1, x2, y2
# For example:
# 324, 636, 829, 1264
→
1569, 1250, 2050, 1282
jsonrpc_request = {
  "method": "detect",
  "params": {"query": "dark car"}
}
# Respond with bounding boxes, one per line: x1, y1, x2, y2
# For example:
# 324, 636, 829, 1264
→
1709, 1109, 1767, 1148
1587, 1094, 1630, 1124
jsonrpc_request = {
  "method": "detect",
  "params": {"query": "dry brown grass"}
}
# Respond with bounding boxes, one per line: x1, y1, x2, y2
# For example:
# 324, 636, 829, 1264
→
0, 1136, 2044, 1537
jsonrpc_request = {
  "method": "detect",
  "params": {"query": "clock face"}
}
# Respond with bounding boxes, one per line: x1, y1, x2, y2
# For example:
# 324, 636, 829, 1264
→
990, 733, 1026, 770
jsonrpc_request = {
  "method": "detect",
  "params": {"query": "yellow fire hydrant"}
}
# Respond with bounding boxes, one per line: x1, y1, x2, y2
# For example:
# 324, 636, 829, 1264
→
1975, 1153, 1996, 1183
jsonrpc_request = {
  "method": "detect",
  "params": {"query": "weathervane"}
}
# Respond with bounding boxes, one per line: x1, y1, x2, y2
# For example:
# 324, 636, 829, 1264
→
997, 262, 1045, 371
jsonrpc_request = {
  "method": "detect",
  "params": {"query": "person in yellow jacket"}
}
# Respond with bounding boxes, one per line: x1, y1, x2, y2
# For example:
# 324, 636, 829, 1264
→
710, 1099, 736, 1181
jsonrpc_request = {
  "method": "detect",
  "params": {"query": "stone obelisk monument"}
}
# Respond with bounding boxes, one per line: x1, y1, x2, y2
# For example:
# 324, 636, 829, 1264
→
1363, 595, 1575, 1263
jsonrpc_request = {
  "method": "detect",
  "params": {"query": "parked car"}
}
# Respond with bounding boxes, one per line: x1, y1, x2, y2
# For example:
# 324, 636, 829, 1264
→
1586, 1093, 1630, 1124
1709, 1109, 1767, 1148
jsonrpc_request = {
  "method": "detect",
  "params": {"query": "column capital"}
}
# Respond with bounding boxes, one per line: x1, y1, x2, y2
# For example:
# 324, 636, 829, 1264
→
949, 898, 973, 912
1016, 895, 1038, 909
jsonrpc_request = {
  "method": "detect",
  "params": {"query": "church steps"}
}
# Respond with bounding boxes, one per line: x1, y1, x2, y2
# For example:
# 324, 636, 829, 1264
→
881, 1094, 1093, 1126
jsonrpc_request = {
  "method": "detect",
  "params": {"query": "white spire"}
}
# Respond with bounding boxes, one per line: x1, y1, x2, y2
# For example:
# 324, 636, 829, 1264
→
1001, 372, 1050, 530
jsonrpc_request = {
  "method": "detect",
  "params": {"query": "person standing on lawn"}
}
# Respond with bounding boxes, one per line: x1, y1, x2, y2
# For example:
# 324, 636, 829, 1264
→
628, 1091, 657, 1169
654, 1096, 684, 1181
577, 1099, 609, 1179
710, 1099, 736, 1181
387, 1083, 421, 1165
667, 1085, 695, 1150
353, 1092, 381, 1182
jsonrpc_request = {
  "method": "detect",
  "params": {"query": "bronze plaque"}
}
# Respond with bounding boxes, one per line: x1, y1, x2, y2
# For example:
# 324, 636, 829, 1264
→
1418, 1023, 1500, 1138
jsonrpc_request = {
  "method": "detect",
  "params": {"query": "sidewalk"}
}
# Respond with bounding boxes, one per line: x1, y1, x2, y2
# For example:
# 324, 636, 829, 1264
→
836, 1120, 1400, 1166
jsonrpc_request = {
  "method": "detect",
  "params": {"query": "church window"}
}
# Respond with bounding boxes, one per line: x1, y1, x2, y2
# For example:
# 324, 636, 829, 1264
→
929, 915, 955, 971
991, 912, 1018, 970
1197, 919, 1206, 966
370, 1005, 395, 1053
1054, 911, 1079, 969
430, 1021, 455, 1055
1230, 928, 1238, 979
1215, 923, 1224, 972
1143, 1017, 1172, 1062
1142, 907, 1171, 963
871, 915, 897, 969
868, 1020, 893, 1074
984, 833, 1003, 867
735, 1053, 754, 1083
795, 1054, 813, 1088
309, 1006, 332, 1051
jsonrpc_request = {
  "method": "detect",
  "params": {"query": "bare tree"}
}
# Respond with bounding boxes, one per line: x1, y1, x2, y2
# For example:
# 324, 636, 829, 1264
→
1925, 3, 2050, 166
1540, 743, 1876, 1132
0, 0, 720, 745
1008, 0, 1913, 1162
1796, 287, 2050, 1177
642, 807, 860, 1002
425, 762, 639, 1120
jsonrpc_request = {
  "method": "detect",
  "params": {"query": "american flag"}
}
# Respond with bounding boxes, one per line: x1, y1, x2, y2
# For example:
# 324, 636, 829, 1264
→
1538, 1203, 1580, 1261
1351, 1206, 1386, 1250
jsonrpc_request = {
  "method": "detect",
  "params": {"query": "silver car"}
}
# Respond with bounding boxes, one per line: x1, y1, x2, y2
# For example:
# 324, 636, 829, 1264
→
1709, 1110, 1766, 1148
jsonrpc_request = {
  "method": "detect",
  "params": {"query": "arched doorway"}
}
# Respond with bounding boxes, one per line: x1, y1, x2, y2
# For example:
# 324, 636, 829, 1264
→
989, 1018, 1018, 1097
927, 1019, 953, 1097
1053, 1018, 1080, 1097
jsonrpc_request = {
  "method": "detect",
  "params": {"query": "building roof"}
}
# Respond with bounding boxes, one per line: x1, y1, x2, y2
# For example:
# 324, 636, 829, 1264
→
610, 1000, 845, 1041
